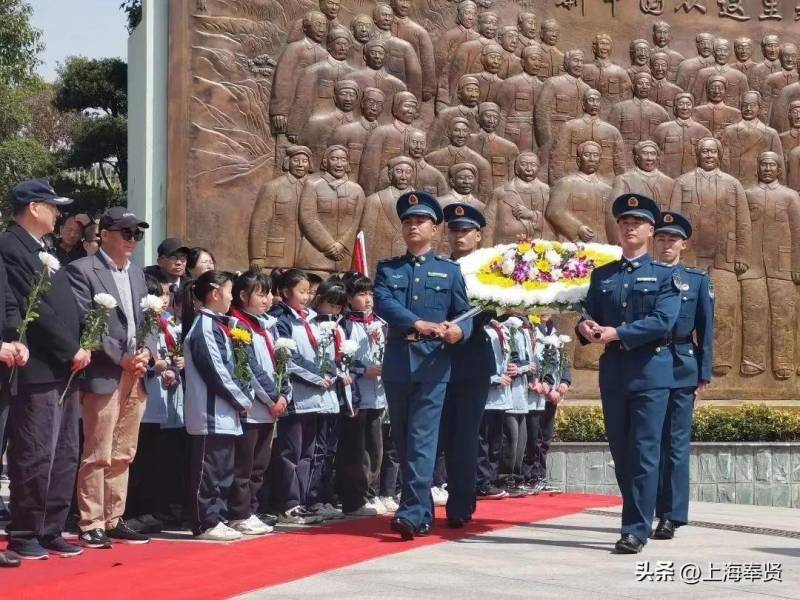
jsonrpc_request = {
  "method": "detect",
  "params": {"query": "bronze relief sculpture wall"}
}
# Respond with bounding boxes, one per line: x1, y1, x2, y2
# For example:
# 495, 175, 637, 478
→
167, 0, 800, 401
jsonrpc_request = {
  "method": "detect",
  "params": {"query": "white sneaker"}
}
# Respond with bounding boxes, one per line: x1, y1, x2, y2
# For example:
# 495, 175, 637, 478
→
367, 497, 387, 515
379, 496, 399, 512
345, 503, 380, 517
229, 515, 273, 535
195, 522, 243, 541
323, 503, 345, 520
279, 506, 324, 525
431, 486, 448, 506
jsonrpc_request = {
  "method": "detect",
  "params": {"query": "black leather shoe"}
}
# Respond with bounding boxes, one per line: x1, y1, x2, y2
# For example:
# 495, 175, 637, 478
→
416, 522, 432, 536
614, 534, 645, 554
390, 517, 415, 541
652, 519, 676, 540
447, 516, 466, 528
0, 552, 21, 568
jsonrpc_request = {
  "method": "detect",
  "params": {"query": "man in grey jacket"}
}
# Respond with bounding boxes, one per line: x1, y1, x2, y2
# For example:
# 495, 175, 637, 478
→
65, 207, 157, 549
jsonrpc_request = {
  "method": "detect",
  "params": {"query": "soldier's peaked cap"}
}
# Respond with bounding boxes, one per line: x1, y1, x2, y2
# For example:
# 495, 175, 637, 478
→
396, 190, 444, 224
655, 210, 692, 239
612, 193, 660, 224
443, 202, 486, 230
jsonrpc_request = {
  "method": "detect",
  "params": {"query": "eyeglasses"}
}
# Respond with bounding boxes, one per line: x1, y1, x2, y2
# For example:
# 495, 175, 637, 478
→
111, 228, 145, 241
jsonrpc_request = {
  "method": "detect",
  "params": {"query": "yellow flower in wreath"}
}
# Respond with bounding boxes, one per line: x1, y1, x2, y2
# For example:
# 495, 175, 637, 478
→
535, 258, 551, 273
230, 327, 253, 345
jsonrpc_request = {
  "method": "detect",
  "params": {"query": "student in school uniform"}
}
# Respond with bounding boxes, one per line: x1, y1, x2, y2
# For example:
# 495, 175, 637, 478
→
228, 270, 291, 535
184, 271, 253, 541
269, 269, 329, 525
306, 279, 349, 521
476, 318, 514, 500
337, 273, 389, 516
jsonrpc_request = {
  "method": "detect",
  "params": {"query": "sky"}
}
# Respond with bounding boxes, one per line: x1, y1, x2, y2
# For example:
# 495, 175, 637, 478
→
30, 0, 130, 82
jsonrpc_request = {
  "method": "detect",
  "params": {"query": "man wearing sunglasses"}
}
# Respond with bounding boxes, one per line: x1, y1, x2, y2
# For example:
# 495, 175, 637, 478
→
65, 206, 158, 549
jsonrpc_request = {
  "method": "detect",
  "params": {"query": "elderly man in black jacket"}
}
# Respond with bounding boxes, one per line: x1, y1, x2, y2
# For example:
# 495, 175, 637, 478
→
0, 179, 88, 561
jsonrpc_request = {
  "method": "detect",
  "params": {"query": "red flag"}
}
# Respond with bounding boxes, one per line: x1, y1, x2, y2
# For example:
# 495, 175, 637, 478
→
351, 230, 368, 276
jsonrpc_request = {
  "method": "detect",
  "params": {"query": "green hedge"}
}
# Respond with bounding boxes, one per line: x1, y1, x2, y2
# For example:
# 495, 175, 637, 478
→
555, 404, 800, 443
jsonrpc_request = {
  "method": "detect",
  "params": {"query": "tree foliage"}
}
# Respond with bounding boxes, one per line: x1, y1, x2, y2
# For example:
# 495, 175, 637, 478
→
0, 137, 58, 214
54, 57, 127, 117
0, 0, 43, 85
120, 0, 143, 34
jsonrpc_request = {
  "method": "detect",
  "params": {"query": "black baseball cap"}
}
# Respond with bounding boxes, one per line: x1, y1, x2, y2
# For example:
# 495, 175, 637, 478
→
157, 238, 190, 257
12, 179, 73, 207
98, 206, 150, 231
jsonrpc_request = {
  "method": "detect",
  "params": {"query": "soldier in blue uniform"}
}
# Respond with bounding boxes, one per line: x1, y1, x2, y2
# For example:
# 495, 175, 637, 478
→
438, 203, 496, 528
374, 191, 474, 540
577, 193, 681, 554
652, 211, 713, 541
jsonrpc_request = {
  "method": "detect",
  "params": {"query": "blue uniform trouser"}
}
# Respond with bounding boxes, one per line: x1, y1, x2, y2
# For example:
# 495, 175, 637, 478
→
601, 387, 669, 544
385, 381, 448, 528
656, 387, 695, 525
440, 377, 489, 520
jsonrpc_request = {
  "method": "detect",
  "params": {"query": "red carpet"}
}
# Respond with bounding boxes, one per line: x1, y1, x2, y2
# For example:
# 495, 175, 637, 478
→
1, 494, 620, 599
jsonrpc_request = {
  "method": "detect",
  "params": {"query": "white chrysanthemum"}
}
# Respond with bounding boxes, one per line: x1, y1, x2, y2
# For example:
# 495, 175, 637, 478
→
340, 339, 359, 355
317, 321, 336, 333
140, 294, 164, 313
501, 258, 515, 275
367, 321, 383, 333
545, 249, 562, 266
559, 334, 572, 344
38, 252, 60, 273
522, 250, 536, 262
562, 242, 578, 253
505, 316, 524, 329
93, 293, 118, 309
541, 334, 560, 346
274, 338, 297, 351
551, 268, 563, 281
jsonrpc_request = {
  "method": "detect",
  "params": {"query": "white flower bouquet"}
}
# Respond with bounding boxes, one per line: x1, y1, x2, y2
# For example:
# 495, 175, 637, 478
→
135, 294, 164, 352
316, 320, 336, 376
273, 337, 296, 392
366, 321, 385, 363
458, 239, 621, 315
339, 339, 359, 374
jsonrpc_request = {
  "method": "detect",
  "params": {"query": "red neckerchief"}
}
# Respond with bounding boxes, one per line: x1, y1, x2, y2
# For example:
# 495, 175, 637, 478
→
333, 326, 343, 363
346, 311, 375, 324
231, 308, 275, 363
159, 317, 176, 353
490, 321, 506, 349
298, 308, 318, 350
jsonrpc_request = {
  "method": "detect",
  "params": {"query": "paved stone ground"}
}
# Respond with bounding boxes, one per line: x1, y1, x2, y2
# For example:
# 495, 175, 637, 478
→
236, 501, 800, 600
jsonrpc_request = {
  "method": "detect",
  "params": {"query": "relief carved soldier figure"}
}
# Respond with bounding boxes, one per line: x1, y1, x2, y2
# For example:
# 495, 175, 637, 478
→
405, 130, 449, 195
653, 92, 713, 179
627, 39, 651, 83
750, 34, 782, 95
472, 43, 505, 104
468, 102, 520, 190
515, 12, 538, 55
372, 3, 423, 100
610, 140, 675, 213
692, 38, 749, 110
732, 37, 758, 82
349, 39, 407, 124
693, 75, 742, 139
676, 32, 715, 94
739, 152, 800, 379
269, 11, 328, 136
299, 78, 358, 166
581, 33, 632, 117
498, 44, 544, 153
434, 0, 479, 114
437, 163, 484, 255
330, 87, 385, 183
497, 26, 522, 79
762, 43, 799, 122
534, 49, 590, 177
389, 0, 436, 102
360, 155, 415, 274
720, 91, 783, 188
448, 11, 500, 100
287, 0, 344, 43
608, 72, 670, 170
429, 75, 480, 151
348, 14, 374, 69
538, 18, 564, 79
288, 27, 354, 141
669, 137, 751, 376
651, 20, 684, 83
359, 91, 422, 196
768, 75, 800, 135
550, 88, 625, 185
425, 116, 493, 203
787, 145, 800, 191
483, 152, 553, 246
249, 145, 312, 270
650, 52, 683, 114
779, 100, 800, 157
297, 145, 367, 274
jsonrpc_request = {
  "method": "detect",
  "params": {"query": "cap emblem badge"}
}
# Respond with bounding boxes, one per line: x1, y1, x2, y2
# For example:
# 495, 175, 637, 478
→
409, 194, 419, 205
454, 206, 465, 216
628, 196, 639, 207
664, 214, 674, 223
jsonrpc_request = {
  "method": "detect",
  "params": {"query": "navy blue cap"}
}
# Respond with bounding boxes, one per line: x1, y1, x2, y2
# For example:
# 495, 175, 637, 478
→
12, 179, 73, 207
98, 206, 150, 231
396, 190, 443, 224
655, 211, 692, 239
612, 193, 660, 224
443, 202, 486, 230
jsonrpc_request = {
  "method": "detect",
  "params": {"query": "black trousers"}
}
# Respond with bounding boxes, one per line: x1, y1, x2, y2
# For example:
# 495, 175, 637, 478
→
336, 408, 384, 512
189, 433, 235, 534
125, 423, 161, 519
0, 389, 10, 513
229, 422, 275, 521
476, 410, 504, 489
523, 402, 557, 481
379, 423, 400, 497
308, 413, 340, 506
7, 383, 80, 543
270, 413, 317, 512
156, 428, 190, 521
500, 413, 527, 485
